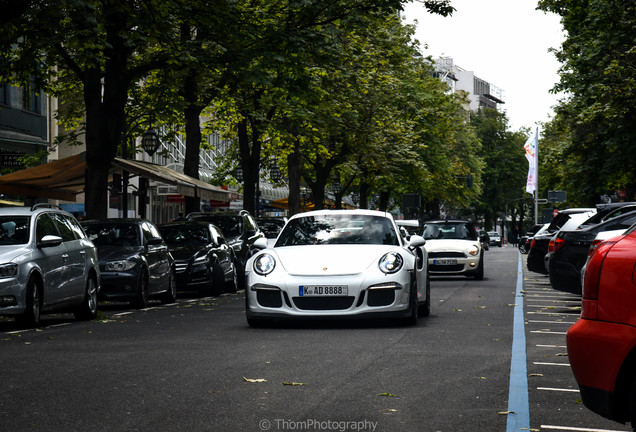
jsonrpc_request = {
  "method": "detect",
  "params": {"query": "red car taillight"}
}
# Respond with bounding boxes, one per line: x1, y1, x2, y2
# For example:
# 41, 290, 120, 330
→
581, 240, 617, 320
530, 238, 536, 249
587, 239, 603, 257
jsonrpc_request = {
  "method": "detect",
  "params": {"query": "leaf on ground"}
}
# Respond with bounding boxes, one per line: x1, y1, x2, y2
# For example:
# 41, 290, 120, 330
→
497, 411, 515, 415
452, 309, 463, 312
528, 373, 544, 377
556, 353, 568, 356
378, 392, 399, 397
379, 408, 398, 413
282, 381, 306, 386
507, 304, 518, 307
243, 377, 267, 383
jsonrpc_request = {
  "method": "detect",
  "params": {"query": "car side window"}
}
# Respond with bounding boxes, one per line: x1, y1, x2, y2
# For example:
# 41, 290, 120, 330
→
209, 225, 222, 246
65, 215, 86, 239
49, 213, 76, 242
141, 223, 154, 244
35, 213, 59, 241
245, 215, 257, 233
146, 222, 163, 241
619, 215, 636, 228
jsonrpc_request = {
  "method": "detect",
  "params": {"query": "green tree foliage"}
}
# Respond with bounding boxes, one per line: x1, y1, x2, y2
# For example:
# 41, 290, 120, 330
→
538, 0, 636, 203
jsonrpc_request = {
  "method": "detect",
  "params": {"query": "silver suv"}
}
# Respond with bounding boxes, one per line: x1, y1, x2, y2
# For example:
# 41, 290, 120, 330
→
0, 204, 101, 327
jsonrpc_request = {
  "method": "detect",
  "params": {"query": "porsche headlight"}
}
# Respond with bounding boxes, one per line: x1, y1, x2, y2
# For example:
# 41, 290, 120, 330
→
254, 253, 276, 275
468, 245, 480, 256
379, 252, 403, 274
105, 260, 136, 271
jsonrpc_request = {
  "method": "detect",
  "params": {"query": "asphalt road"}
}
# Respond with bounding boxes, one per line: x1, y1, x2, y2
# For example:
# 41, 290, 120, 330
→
0, 246, 632, 432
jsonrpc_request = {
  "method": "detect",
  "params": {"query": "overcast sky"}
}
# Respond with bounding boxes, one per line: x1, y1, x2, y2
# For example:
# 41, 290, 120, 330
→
402, 0, 565, 131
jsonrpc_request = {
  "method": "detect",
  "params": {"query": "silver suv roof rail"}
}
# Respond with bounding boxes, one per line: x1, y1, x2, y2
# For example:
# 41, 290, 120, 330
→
30, 203, 62, 211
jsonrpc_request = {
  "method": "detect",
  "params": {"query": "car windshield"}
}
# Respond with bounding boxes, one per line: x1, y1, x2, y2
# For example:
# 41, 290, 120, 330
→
0, 216, 30, 245
488, 231, 499, 237
84, 223, 141, 247
276, 214, 399, 246
160, 225, 210, 246
191, 215, 241, 238
422, 222, 477, 240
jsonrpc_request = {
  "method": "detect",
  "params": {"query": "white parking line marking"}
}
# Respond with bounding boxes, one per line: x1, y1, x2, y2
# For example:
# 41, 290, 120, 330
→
537, 387, 579, 392
530, 330, 568, 335
533, 362, 571, 366
528, 320, 577, 325
113, 312, 133, 317
526, 304, 579, 309
525, 299, 582, 303
536, 344, 567, 348
541, 425, 629, 432
6, 329, 31, 334
527, 311, 579, 316
48, 322, 73, 328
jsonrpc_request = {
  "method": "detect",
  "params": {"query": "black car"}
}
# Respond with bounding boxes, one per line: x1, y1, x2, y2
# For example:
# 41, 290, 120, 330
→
82, 219, 176, 308
519, 224, 545, 254
256, 217, 286, 247
478, 231, 490, 250
158, 221, 237, 295
186, 210, 265, 288
548, 209, 636, 293
577, 201, 636, 230
526, 208, 595, 274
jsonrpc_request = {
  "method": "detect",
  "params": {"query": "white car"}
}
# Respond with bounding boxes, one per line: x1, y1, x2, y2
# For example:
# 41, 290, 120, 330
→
244, 210, 430, 326
421, 220, 484, 279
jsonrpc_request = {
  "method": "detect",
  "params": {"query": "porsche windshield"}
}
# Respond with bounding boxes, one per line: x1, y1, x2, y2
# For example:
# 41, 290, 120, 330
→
275, 215, 399, 246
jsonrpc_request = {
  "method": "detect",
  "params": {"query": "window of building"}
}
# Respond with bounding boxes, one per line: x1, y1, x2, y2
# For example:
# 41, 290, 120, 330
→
22, 78, 41, 114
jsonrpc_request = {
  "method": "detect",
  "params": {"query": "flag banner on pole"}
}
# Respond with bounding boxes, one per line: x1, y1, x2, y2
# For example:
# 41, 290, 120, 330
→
524, 130, 538, 193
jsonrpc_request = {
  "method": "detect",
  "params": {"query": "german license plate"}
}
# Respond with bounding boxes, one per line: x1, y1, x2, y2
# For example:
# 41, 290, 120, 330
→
433, 259, 457, 266
299, 285, 348, 296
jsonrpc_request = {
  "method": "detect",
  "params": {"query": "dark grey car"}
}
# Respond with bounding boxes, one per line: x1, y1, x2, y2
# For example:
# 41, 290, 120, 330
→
82, 219, 176, 308
0, 204, 100, 327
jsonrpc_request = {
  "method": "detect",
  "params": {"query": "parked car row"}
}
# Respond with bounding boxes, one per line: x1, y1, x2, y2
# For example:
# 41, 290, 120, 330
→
518, 202, 636, 428
526, 202, 636, 294
0, 204, 284, 328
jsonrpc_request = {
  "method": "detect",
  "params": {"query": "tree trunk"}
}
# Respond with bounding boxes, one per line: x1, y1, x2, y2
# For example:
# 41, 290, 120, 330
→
184, 102, 203, 215
287, 138, 302, 216
83, 68, 125, 220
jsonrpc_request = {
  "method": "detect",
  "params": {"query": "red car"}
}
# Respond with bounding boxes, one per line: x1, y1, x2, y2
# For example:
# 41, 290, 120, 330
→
567, 223, 636, 425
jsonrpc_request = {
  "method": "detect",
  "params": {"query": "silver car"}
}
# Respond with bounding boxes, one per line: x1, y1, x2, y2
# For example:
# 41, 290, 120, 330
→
0, 204, 100, 327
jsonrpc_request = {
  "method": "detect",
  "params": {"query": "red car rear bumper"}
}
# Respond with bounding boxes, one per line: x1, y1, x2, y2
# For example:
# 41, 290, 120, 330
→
567, 318, 636, 422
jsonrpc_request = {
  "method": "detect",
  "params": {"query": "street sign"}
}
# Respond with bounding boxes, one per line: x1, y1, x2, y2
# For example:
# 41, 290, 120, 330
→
548, 190, 567, 203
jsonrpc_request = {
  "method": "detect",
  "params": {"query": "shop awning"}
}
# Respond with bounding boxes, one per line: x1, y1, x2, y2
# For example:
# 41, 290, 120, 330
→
111, 157, 229, 202
0, 152, 230, 203
0, 153, 85, 201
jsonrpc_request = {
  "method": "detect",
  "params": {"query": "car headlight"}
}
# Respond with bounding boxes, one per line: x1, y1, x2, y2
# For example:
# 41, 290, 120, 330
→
105, 260, 136, 271
468, 245, 480, 256
253, 253, 276, 276
192, 255, 209, 266
379, 252, 403, 274
0, 263, 18, 279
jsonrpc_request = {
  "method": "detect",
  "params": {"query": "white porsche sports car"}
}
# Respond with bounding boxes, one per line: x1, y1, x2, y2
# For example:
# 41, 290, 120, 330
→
245, 209, 430, 326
